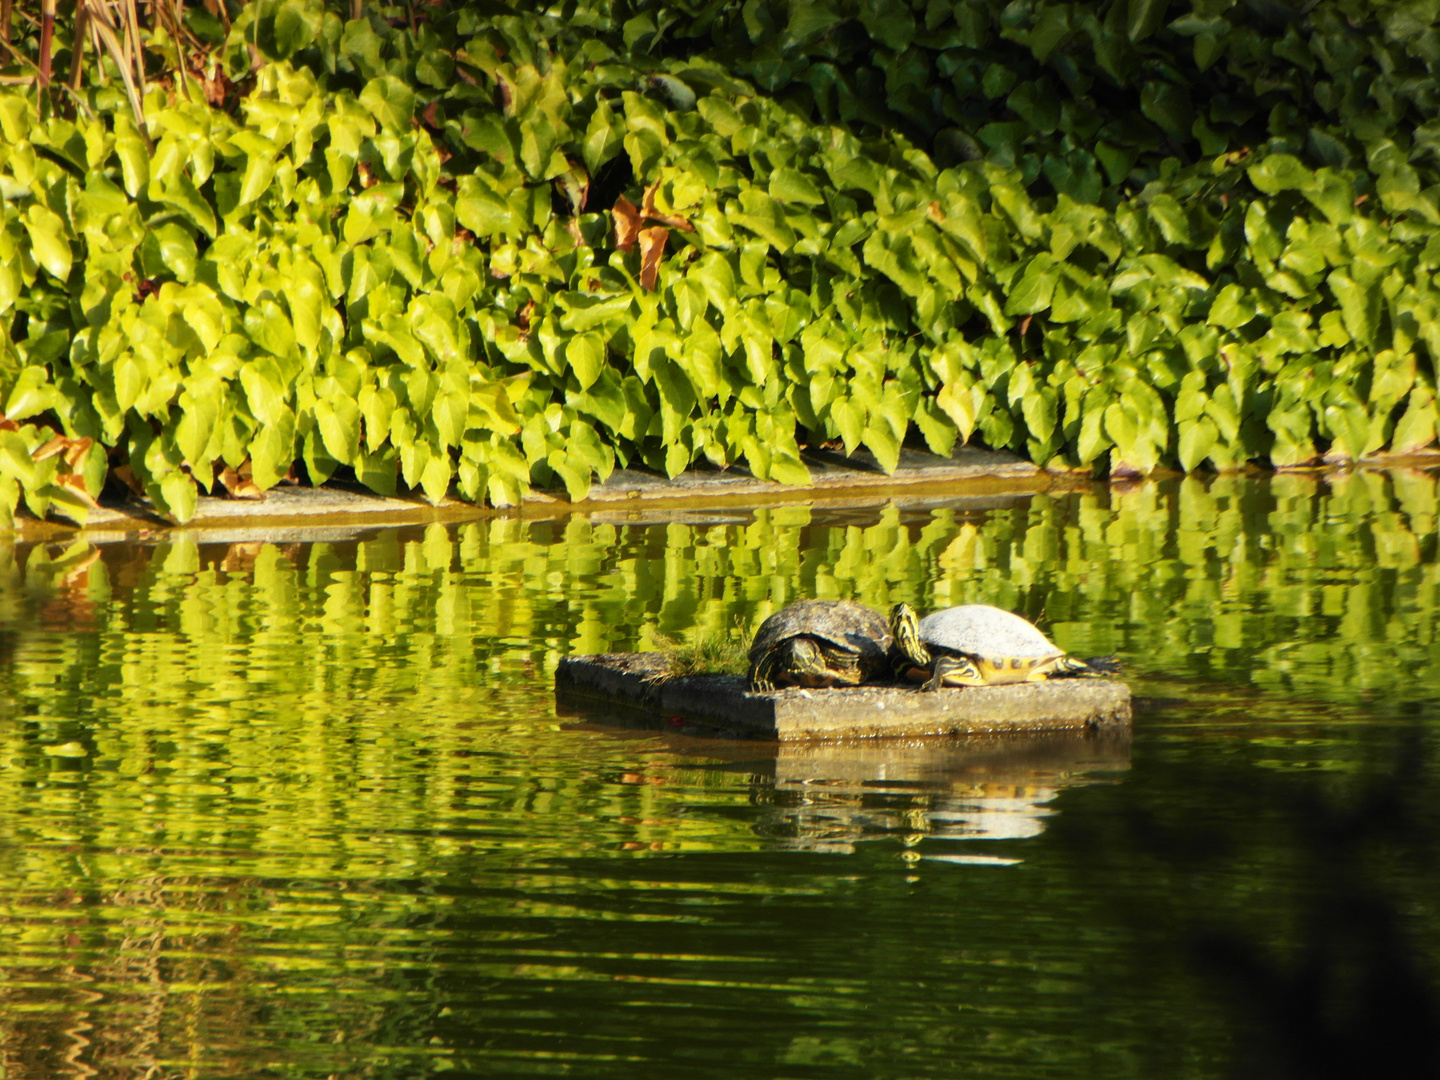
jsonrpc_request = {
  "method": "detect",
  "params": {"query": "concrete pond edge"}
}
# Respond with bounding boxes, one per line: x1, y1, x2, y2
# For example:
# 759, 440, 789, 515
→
10, 445, 1439, 545
10, 443, 1056, 543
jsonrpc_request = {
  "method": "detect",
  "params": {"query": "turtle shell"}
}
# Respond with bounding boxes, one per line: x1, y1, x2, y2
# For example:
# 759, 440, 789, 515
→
917, 605, 1062, 663
748, 599, 892, 667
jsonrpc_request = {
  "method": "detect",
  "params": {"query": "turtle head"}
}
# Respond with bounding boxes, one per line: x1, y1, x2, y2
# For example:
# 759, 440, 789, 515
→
888, 603, 930, 673
752, 637, 842, 690
786, 637, 836, 687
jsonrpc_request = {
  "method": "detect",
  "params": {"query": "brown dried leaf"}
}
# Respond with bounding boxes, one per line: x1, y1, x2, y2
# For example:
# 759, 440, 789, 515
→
55, 473, 99, 507
201, 69, 233, 108
613, 195, 642, 252
63, 436, 93, 469
32, 435, 67, 461
638, 226, 670, 292
641, 184, 695, 232
0, 417, 18, 433
218, 465, 264, 500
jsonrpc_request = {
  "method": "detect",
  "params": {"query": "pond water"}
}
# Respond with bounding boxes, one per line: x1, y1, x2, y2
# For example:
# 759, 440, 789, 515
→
1, 470, 1438, 1079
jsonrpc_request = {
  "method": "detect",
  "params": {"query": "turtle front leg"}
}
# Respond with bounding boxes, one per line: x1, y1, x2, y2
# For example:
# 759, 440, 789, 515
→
923, 654, 984, 691
747, 650, 778, 692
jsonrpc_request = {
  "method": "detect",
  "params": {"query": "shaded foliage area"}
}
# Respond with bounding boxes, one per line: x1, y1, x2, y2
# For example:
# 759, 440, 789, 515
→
2, 0, 1440, 523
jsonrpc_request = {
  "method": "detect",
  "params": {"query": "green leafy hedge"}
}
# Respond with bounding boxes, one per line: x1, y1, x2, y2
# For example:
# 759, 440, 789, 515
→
2, 0, 1440, 524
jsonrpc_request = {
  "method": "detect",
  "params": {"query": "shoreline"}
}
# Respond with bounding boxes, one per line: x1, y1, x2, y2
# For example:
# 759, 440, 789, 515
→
9, 445, 1440, 546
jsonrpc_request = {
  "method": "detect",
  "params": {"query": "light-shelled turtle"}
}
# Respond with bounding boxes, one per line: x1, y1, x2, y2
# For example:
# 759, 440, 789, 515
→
889, 603, 1121, 691
747, 600, 893, 692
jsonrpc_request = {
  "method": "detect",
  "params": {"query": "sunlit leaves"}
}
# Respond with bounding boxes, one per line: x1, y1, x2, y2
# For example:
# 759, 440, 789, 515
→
1207, 284, 1255, 330
1392, 389, 1439, 454
565, 334, 606, 391
1247, 155, 1315, 197
251, 0, 323, 60
770, 167, 825, 207
23, 206, 72, 282
1003, 255, 1058, 316
1328, 272, 1381, 350
10, 0, 1440, 533
315, 395, 362, 463
359, 76, 416, 133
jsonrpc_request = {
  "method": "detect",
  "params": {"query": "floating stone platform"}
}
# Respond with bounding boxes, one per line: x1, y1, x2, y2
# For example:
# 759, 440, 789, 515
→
555, 652, 1132, 740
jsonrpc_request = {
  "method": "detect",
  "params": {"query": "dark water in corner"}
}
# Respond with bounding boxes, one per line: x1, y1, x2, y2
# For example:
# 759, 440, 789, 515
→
1, 471, 1439, 1079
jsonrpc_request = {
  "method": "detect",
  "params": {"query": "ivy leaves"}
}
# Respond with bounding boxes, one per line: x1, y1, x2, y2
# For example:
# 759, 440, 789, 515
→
6, 0, 1440, 531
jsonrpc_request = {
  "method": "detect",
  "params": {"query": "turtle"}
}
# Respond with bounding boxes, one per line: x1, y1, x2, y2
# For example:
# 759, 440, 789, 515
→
747, 599, 894, 692
888, 602, 1121, 691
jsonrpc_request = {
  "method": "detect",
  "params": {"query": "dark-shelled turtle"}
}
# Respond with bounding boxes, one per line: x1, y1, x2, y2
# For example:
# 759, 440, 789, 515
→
746, 600, 893, 692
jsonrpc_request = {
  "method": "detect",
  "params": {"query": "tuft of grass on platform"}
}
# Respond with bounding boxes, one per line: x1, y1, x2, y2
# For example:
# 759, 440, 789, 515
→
649, 625, 750, 681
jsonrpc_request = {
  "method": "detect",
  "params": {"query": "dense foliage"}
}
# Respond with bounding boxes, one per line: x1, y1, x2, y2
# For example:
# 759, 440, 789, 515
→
2, 0, 1440, 523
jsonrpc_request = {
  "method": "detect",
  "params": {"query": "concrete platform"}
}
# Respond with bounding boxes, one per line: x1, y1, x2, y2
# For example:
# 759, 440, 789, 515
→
555, 652, 1133, 740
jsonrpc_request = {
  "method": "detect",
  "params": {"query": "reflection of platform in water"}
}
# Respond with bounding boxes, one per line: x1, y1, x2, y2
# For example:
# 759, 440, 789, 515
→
755, 732, 1130, 857
560, 695, 1131, 862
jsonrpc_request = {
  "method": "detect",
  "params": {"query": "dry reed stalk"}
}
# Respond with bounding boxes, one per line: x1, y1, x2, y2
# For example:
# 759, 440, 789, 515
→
66, 0, 89, 93
122, 0, 146, 102
82, 0, 151, 143
155, 0, 189, 97
38, 0, 56, 86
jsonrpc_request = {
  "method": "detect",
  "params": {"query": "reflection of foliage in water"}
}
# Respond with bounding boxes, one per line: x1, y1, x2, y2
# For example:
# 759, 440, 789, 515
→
0, 470, 1438, 1076
9, 469, 1440, 713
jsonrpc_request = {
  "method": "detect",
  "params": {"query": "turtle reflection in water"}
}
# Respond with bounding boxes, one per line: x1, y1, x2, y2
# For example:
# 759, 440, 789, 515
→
747, 600, 893, 692
889, 603, 1121, 691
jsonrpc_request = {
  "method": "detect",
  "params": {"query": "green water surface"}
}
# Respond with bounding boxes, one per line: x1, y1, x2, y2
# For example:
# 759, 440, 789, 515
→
2, 470, 1439, 1079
